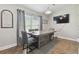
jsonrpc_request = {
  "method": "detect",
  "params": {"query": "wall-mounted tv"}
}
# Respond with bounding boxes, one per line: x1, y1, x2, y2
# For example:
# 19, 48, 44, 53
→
53, 14, 69, 24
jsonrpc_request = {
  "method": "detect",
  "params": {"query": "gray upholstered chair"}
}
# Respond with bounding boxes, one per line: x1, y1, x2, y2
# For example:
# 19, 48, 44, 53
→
21, 31, 37, 53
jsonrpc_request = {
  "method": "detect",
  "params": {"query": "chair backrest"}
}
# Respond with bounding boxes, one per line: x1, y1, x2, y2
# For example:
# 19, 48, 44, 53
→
21, 31, 28, 44
29, 29, 34, 32
29, 29, 39, 32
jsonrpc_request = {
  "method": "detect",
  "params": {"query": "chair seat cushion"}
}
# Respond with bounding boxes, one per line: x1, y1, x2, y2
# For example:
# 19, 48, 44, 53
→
28, 37, 35, 44
27, 34, 31, 38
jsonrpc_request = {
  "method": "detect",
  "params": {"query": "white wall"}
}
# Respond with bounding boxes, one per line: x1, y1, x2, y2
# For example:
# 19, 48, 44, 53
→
42, 15, 50, 31
0, 5, 17, 49
76, 5, 79, 42
49, 5, 79, 41
0, 4, 42, 50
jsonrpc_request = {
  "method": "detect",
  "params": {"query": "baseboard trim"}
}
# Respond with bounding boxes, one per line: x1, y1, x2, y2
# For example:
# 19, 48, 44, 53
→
0, 43, 17, 51
57, 36, 78, 42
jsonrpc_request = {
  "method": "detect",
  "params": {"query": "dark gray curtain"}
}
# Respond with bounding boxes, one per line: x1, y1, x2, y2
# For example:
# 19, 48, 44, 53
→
17, 9, 25, 46
40, 16, 42, 31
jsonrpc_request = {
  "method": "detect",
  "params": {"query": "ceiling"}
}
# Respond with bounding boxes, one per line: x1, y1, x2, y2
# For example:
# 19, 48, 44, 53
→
23, 4, 71, 13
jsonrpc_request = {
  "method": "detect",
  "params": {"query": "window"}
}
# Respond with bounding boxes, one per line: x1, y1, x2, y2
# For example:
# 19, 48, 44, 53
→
25, 14, 41, 31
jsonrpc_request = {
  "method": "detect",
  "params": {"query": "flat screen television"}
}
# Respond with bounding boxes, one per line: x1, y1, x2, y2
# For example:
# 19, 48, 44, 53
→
53, 14, 69, 24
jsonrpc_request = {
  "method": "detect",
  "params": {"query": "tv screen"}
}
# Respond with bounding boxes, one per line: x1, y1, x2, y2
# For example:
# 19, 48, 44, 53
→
53, 14, 69, 24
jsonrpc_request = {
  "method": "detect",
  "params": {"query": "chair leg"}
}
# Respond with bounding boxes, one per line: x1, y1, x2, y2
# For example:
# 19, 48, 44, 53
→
27, 43, 29, 54
23, 44, 24, 50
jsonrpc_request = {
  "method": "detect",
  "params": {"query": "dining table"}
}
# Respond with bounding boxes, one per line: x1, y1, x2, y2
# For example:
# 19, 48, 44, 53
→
27, 30, 55, 48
